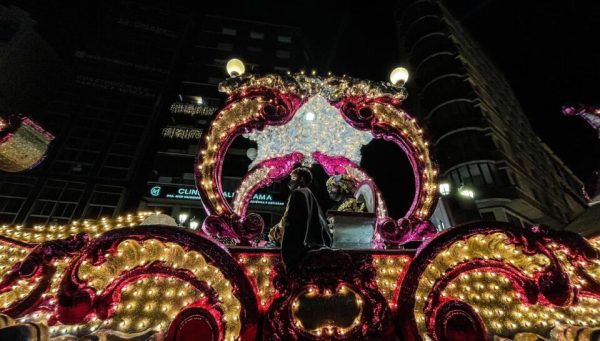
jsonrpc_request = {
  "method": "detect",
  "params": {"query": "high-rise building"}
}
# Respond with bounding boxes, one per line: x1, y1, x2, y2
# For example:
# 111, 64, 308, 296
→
0, 3, 192, 225
395, 0, 587, 229
0, 5, 64, 115
138, 15, 309, 228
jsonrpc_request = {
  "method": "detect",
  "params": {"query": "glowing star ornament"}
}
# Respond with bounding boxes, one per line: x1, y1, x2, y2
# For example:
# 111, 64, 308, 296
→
245, 95, 373, 167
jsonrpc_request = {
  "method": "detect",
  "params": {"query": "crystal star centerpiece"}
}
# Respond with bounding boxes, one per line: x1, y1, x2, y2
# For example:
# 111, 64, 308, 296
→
246, 95, 373, 168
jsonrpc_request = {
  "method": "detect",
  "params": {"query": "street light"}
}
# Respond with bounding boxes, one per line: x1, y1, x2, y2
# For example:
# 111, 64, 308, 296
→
439, 182, 451, 196
178, 213, 189, 225
458, 185, 475, 199
226, 58, 245, 77
390, 67, 409, 86
189, 220, 199, 230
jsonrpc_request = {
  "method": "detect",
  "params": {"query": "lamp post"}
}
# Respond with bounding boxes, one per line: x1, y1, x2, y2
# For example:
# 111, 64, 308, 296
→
178, 213, 189, 226
189, 220, 199, 230
389, 67, 409, 87
458, 185, 475, 199
439, 181, 451, 196
226, 58, 245, 77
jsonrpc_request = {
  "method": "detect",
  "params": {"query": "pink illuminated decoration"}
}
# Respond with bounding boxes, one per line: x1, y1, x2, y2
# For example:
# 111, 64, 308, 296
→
0, 218, 599, 340
196, 87, 305, 243
232, 152, 304, 218
195, 73, 439, 244
0, 114, 55, 173
1, 72, 597, 341
165, 299, 224, 341
563, 103, 600, 137
396, 222, 600, 340
312, 151, 387, 218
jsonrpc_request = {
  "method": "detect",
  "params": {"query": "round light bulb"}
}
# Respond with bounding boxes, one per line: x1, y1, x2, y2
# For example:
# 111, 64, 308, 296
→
439, 182, 451, 196
178, 213, 189, 224
226, 58, 245, 77
390, 67, 409, 85
304, 111, 316, 121
246, 147, 257, 160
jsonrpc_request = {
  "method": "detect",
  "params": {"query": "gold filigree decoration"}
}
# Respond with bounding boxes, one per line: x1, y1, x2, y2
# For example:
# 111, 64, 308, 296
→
20, 278, 210, 338
373, 255, 411, 309
236, 254, 277, 310
219, 73, 407, 102
0, 212, 156, 243
291, 285, 363, 338
444, 271, 600, 338
0, 117, 54, 173
78, 239, 241, 340
0, 243, 33, 309
197, 99, 264, 215
414, 232, 552, 335
371, 103, 437, 219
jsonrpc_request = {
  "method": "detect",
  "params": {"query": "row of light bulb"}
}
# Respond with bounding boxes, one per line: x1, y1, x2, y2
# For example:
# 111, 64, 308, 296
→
226, 58, 409, 85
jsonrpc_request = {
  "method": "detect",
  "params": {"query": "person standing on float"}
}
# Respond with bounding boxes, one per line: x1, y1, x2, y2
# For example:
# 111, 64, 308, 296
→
270, 167, 331, 272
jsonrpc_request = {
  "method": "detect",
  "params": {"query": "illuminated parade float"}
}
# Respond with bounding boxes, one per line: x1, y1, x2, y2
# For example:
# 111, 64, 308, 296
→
1, 64, 600, 341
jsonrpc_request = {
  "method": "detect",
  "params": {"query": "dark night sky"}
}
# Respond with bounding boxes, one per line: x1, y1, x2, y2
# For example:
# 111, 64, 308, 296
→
234, 0, 600, 183
193, 0, 600, 212
12, 0, 600, 201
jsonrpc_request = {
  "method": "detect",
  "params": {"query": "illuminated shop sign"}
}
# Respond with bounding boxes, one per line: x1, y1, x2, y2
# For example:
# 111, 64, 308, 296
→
147, 184, 285, 206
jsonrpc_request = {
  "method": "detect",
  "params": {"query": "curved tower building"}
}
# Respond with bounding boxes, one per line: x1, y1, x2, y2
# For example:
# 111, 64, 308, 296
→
396, 0, 586, 229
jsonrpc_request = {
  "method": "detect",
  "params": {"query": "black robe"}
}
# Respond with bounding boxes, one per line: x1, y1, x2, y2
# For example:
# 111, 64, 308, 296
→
281, 187, 332, 272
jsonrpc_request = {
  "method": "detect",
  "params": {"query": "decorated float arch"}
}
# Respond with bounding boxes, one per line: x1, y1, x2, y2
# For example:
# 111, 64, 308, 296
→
0, 68, 599, 341
196, 72, 438, 244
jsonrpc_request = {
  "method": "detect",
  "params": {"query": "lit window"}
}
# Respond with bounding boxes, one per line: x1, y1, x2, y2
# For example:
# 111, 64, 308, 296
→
222, 27, 236, 36
276, 50, 290, 59
277, 35, 292, 43
250, 31, 264, 39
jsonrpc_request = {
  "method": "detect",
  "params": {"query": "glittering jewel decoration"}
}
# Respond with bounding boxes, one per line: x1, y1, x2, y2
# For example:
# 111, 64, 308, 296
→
245, 96, 372, 168
0, 115, 54, 172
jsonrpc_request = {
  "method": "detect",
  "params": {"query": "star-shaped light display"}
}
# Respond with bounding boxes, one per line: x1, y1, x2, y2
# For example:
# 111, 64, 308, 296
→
245, 96, 373, 168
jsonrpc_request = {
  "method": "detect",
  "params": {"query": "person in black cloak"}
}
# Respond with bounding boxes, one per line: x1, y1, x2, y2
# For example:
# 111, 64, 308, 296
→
268, 167, 332, 272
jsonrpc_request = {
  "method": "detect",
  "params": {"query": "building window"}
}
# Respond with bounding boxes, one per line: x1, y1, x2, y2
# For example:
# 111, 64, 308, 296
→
446, 162, 498, 188
207, 77, 222, 85
506, 212, 522, 228
481, 211, 495, 221
84, 185, 124, 219
247, 46, 262, 53
217, 42, 233, 51
27, 180, 85, 225
222, 27, 236, 36
250, 31, 264, 39
0, 176, 36, 224
468, 164, 483, 186
277, 35, 292, 43
509, 172, 520, 188
276, 50, 290, 59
